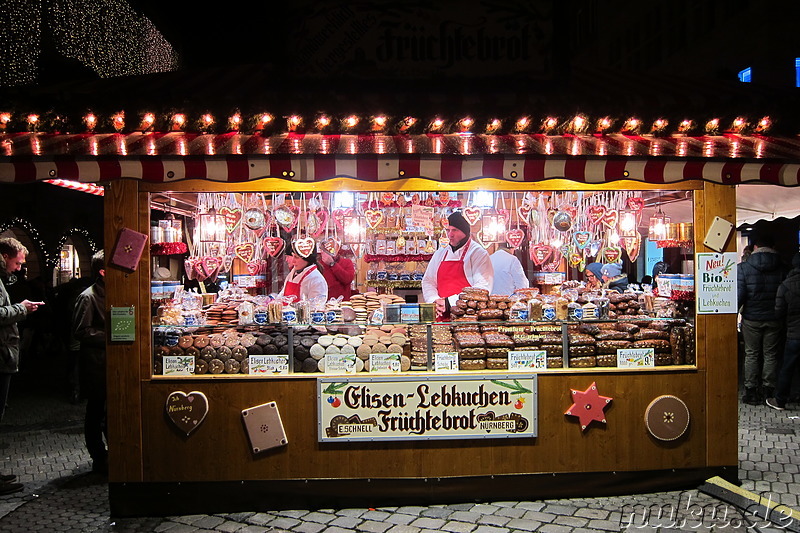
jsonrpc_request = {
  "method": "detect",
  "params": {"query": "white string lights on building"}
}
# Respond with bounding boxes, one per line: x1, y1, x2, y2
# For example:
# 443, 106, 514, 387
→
1, 0, 178, 88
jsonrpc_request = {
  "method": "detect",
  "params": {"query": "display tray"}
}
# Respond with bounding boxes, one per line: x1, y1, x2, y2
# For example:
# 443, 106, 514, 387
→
151, 317, 696, 377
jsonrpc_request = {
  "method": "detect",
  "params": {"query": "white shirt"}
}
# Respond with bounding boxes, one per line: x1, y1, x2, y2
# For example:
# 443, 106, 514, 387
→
490, 249, 529, 296
280, 265, 329, 303
422, 238, 494, 306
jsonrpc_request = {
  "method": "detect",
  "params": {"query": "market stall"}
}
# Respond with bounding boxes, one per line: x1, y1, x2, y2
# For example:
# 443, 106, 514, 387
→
3, 129, 773, 516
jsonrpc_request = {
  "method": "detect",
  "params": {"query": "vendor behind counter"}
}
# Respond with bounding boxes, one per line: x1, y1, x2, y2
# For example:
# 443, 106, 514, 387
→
421, 211, 493, 318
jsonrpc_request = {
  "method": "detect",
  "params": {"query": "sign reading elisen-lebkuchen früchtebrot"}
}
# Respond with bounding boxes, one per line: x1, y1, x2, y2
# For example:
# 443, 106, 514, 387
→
318, 375, 537, 442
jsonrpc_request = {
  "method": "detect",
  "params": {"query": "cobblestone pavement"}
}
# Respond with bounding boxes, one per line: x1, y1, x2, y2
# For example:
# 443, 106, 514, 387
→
1, 366, 798, 532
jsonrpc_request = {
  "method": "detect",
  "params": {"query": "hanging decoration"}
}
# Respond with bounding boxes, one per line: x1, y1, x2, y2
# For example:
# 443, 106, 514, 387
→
564, 382, 612, 432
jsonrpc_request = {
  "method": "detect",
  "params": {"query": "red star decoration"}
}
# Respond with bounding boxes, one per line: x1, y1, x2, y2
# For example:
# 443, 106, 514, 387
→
565, 381, 613, 431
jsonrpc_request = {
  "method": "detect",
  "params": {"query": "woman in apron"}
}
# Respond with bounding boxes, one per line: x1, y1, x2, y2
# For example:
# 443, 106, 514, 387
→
281, 243, 328, 304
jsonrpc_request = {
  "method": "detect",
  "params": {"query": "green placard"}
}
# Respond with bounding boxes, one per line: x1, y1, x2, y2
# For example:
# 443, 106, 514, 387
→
111, 306, 136, 342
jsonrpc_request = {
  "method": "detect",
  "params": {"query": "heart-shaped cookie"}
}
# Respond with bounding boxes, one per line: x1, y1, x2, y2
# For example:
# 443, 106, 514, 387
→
381, 192, 395, 205
603, 246, 622, 264
311, 209, 329, 237
625, 197, 645, 212
602, 209, 619, 229
530, 244, 555, 266
573, 231, 591, 249
475, 232, 491, 248
246, 262, 262, 276
221, 255, 234, 272
219, 206, 242, 233
322, 237, 342, 256
294, 237, 316, 258
463, 207, 482, 226
166, 391, 208, 436
234, 243, 255, 263
263, 237, 285, 257
505, 228, 525, 249
201, 256, 221, 280
621, 234, 642, 262
517, 203, 532, 225
587, 205, 606, 225
364, 209, 384, 229
184, 258, 197, 280
331, 208, 352, 233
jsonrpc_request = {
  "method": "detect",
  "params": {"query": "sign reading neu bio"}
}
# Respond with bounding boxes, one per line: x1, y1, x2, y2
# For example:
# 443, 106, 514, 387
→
696, 252, 738, 314
318, 375, 537, 442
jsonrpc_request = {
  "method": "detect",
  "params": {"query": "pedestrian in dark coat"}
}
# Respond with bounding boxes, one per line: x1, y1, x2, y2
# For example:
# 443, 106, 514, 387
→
0, 237, 43, 495
737, 234, 786, 404
72, 250, 107, 475
767, 253, 800, 410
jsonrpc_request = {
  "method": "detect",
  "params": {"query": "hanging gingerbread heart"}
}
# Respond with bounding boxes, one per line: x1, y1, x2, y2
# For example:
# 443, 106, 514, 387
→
573, 231, 591, 249
322, 237, 342, 256
475, 232, 491, 249
234, 243, 256, 263
561, 205, 578, 220
517, 203, 532, 225
439, 235, 450, 248
221, 255, 234, 272
201, 256, 221, 280
505, 228, 525, 249
305, 210, 321, 236
587, 205, 606, 226
530, 244, 555, 266
219, 206, 242, 234
246, 262, 262, 276
331, 208, 352, 233
587, 239, 602, 258
184, 258, 197, 280
165, 391, 208, 437
462, 207, 482, 226
602, 209, 619, 229
546, 207, 558, 225
312, 209, 329, 237
621, 233, 642, 262
625, 197, 645, 213
380, 192, 395, 206
559, 244, 571, 259
294, 236, 316, 258
603, 246, 622, 264
263, 237, 285, 257
274, 204, 299, 232
569, 251, 583, 267
364, 209, 384, 229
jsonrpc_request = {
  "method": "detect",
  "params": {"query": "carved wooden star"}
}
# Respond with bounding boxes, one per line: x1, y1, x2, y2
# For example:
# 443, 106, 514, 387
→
565, 381, 613, 431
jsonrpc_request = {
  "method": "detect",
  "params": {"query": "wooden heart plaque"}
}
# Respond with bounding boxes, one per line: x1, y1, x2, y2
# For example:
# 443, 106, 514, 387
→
166, 391, 208, 436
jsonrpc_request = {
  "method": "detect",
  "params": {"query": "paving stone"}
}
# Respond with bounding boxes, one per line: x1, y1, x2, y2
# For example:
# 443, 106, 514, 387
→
385, 514, 415, 526
357, 520, 393, 533
449, 511, 483, 523
471, 526, 509, 533
304, 512, 338, 524
574, 508, 609, 520
409, 517, 447, 529
440, 520, 477, 533
503, 518, 543, 531
328, 516, 362, 529
477, 514, 511, 526
292, 524, 326, 533
419, 507, 452, 519
385, 526, 421, 533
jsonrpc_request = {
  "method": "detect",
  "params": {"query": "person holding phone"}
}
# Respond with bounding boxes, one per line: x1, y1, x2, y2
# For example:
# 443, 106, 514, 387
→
0, 237, 43, 495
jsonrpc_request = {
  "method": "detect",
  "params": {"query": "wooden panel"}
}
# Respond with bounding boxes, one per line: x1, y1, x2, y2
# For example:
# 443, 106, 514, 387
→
140, 371, 708, 482
105, 180, 145, 482
695, 182, 738, 467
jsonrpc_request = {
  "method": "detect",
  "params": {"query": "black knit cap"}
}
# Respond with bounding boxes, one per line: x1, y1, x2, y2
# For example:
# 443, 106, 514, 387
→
448, 211, 471, 236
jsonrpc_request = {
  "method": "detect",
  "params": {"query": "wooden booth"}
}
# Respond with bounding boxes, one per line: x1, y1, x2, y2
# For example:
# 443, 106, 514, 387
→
5, 129, 797, 517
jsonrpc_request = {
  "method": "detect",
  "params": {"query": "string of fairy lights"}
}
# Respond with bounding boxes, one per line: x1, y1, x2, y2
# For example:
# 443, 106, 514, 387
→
0, 217, 99, 269
0, 0, 178, 87
0, 110, 776, 136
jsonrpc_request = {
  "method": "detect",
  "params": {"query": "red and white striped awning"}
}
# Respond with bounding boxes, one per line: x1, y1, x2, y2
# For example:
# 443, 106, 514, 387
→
2, 132, 800, 186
